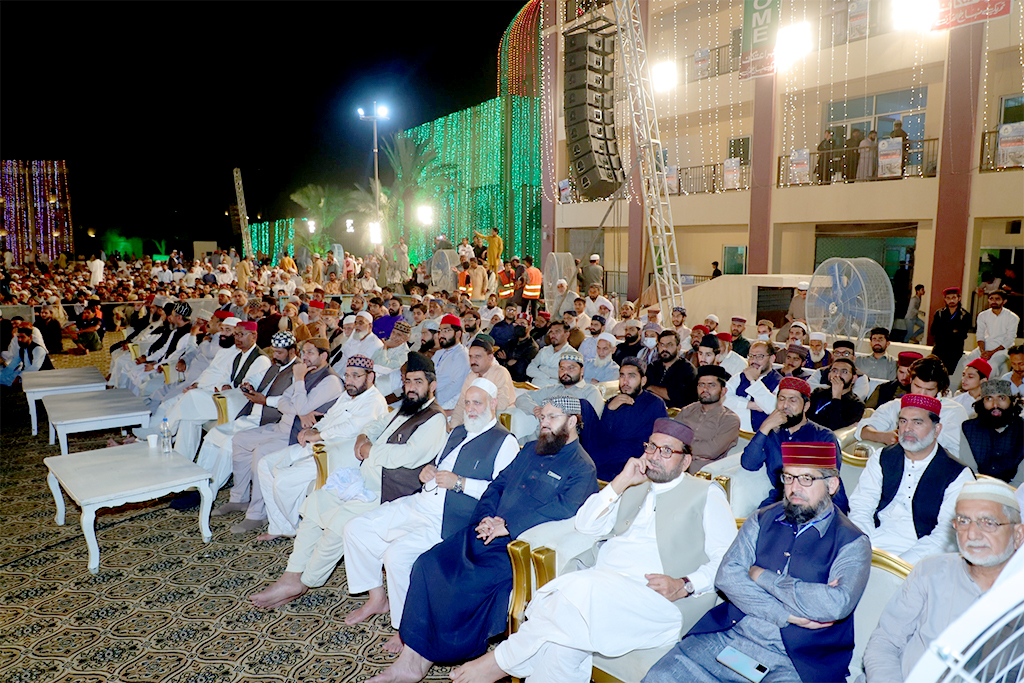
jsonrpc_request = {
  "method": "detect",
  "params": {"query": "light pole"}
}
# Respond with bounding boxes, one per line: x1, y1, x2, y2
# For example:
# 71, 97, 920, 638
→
358, 102, 390, 230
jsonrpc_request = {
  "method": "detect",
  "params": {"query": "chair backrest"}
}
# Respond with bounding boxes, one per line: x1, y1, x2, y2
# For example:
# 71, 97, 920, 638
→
211, 393, 230, 425
841, 449, 868, 494
848, 548, 912, 680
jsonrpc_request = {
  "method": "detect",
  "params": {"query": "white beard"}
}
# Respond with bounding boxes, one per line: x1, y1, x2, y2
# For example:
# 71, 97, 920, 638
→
464, 413, 492, 433
593, 356, 613, 367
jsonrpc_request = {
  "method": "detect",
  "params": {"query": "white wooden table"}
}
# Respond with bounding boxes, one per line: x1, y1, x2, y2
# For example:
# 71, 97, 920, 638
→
44, 442, 213, 574
21, 367, 108, 436
42, 389, 151, 455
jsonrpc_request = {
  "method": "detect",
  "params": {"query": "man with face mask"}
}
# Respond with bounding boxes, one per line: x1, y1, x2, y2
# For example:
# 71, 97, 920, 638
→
741, 377, 849, 513
498, 313, 539, 383
581, 357, 668, 481
338, 311, 384, 369
958, 380, 1024, 486
646, 330, 698, 410
255, 354, 389, 541
848, 394, 974, 564
861, 479, 1024, 683
612, 319, 644, 366
677, 365, 740, 473
454, 419, 736, 683
807, 358, 865, 431
516, 350, 604, 443
582, 332, 619, 384
371, 395, 597, 683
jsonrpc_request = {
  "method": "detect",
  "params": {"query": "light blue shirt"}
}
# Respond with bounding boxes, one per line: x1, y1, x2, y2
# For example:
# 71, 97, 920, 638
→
432, 344, 471, 410
583, 358, 619, 383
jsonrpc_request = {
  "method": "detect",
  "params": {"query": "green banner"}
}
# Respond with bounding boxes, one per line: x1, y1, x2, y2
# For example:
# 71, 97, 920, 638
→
740, 0, 780, 80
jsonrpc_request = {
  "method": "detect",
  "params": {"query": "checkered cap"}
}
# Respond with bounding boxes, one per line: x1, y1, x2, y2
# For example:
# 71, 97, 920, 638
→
540, 394, 582, 416
347, 355, 374, 370
271, 331, 296, 348
559, 350, 584, 366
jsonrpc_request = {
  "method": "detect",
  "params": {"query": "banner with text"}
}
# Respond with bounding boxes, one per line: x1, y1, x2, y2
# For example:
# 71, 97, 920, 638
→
790, 149, 810, 184
877, 138, 904, 178
934, 0, 1012, 29
724, 158, 742, 189
740, 0, 781, 80
848, 0, 870, 40
997, 122, 1024, 168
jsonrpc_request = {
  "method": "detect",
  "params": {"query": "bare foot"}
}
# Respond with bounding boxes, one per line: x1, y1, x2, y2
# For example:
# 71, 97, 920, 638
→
364, 647, 432, 683
255, 533, 289, 542
250, 572, 308, 609
382, 633, 404, 654
106, 438, 121, 448
450, 651, 506, 683
345, 587, 389, 625
123, 435, 137, 444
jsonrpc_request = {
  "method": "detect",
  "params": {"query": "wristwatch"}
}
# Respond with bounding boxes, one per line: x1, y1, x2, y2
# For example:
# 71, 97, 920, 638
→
682, 576, 694, 596
453, 476, 465, 494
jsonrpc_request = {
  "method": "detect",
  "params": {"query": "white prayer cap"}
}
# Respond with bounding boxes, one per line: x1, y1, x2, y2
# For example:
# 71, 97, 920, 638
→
221, 316, 242, 327
411, 294, 423, 301
809, 332, 826, 342
218, 289, 232, 296
595, 296, 613, 310
590, 254, 600, 261
556, 278, 568, 287
342, 314, 356, 325
706, 314, 719, 324
797, 281, 810, 290
596, 332, 619, 346
792, 321, 809, 333
356, 311, 373, 322
469, 377, 498, 398
194, 310, 211, 322
957, 479, 1019, 512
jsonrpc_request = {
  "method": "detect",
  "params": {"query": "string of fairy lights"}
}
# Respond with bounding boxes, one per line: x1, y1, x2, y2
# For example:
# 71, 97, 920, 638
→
1, 160, 74, 262
249, 218, 295, 260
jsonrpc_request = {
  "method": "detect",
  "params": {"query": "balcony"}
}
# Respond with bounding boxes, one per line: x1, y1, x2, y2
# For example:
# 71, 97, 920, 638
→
776, 139, 938, 187
671, 162, 751, 195
979, 131, 1023, 173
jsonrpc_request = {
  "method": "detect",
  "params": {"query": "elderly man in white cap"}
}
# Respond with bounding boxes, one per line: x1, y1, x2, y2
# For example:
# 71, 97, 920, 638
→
340, 378, 520, 651
338, 310, 383, 368
583, 332, 619, 384
193, 331, 301, 497
255, 354, 389, 541
860, 479, 1023, 683
552, 278, 579, 317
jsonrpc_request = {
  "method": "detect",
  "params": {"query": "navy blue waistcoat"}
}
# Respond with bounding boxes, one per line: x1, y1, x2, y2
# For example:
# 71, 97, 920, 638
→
874, 444, 965, 539
437, 423, 510, 539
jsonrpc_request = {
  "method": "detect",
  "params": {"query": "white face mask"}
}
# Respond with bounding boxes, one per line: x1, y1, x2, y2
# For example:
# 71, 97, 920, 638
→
643, 337, 658, 348
757, 333, 770, 341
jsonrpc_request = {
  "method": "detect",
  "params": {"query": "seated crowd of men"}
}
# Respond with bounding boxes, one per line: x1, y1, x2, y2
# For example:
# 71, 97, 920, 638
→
13, 272, 1024, 683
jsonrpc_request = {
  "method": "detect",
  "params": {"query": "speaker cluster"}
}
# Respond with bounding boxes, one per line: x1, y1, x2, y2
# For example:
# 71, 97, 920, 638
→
564, 31, 625, 200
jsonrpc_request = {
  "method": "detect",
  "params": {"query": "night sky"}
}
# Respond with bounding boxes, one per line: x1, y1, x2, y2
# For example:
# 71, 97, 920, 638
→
1, 1, 526, 251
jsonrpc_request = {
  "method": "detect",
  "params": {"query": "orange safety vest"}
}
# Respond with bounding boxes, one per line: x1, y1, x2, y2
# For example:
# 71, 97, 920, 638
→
457, 270, 471, 295
523, 266, 543, 299
498, 271, 515, 298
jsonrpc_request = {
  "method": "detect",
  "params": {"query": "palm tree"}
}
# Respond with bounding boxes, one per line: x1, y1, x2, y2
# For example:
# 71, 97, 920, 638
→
289, 184, 346, 240
381, 135, 459, 244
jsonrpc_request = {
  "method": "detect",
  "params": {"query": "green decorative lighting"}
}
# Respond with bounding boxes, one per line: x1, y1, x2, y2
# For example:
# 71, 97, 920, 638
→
249, 218, 295, 260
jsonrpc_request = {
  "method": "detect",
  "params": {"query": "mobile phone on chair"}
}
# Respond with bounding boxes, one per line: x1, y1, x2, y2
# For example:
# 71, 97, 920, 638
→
716, 645, 769, 682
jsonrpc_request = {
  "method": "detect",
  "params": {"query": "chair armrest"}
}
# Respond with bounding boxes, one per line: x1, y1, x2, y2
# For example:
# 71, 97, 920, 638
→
162, 364, 173, 384
211, 393, 229, 425
313, 444, 328, 490
507, 539, 533, 634
128, 343, 140, 360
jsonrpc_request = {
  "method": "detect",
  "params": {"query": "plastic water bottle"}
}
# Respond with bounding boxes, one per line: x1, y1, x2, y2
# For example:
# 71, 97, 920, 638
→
160, 418, 173, 454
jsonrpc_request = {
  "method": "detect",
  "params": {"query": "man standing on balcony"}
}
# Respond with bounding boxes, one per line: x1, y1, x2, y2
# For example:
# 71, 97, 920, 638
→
816, 130, 838, 184
857, 130, 879, 180
890, 121, 910, 175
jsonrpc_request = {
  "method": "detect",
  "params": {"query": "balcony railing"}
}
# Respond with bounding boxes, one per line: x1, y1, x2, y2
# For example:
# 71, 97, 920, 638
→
685, 43, 740, 83
670, 162, 751, 194
776, 139, 938, 187
979, 130, 1023, 172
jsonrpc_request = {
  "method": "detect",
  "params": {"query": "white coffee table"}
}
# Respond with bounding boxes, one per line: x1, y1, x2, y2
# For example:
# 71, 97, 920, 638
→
22, 367, 108, 436
44, 442, 213, 574
42, 389, 151, 455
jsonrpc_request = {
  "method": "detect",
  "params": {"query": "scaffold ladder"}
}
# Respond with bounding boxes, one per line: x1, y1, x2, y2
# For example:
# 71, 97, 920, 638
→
611, 0, 685, 311
233, 168, 253, 259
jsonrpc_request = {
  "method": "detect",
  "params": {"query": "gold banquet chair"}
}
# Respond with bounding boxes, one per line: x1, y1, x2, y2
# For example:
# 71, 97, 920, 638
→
127, 343, 141, 360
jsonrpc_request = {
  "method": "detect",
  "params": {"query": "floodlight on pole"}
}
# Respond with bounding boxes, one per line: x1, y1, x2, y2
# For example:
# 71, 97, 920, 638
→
346, 219, 355, 233
774, 23, 814, 71
358, 101, 391, 238
369, 222, 382, 245
307, 220, 316, 234
357, 108, 365, 117
651, 61, 678, 93
416, 205, 434, 226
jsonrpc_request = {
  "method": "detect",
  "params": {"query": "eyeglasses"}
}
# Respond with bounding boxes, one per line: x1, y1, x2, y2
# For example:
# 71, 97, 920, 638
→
538, 412, 566, 425
780, 473, 831, 487
643, 442, 684, 459
952, 516, 1014, 532
748, 353, 771, 361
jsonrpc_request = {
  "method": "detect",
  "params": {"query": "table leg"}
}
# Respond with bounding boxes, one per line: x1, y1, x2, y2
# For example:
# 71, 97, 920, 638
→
49, 421, 55, 446
58, 429, 70, 456
47, 472, 66, 525
197, 479, 213, 543
140, 415, 151, 429
29, 396, 38, 436
81, 506, 100, 574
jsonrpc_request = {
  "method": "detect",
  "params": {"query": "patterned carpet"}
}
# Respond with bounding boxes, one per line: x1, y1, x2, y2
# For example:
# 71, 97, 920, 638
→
0, 341, 465, 682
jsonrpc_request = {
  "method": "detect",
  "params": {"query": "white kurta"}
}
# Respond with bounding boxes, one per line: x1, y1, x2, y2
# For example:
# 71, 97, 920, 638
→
854, 396, 968, 459
336, 332, 384, 371
257, 386, 389, 536
847, 444, 973, 564
493, 479, 736, 682
526, 342, 574, 388
723, 371, 779, 432
342, 420, 519, 626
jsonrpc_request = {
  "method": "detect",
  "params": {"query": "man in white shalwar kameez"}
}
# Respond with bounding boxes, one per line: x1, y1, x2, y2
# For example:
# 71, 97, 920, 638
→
146, 314, 226, 412
254, 353, 388, 540
336, 311, 383, 369
214, 337, 343, 534
340, 379, 519, 650
452, 418, 736, 683
248, 352, 447, 610
126, 302, 196, 395
108, 300, 170, 388
194, 331, 299, 493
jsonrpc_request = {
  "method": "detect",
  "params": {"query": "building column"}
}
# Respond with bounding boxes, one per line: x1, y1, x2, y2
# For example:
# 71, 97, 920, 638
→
541, 27, 557, 259
928, 22, 984, 334
747, 75, 776, 274
626, 0, 649, 301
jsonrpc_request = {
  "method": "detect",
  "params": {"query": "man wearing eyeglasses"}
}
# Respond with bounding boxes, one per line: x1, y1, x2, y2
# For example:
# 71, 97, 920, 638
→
861, 479, 1023, 683
723, 340, 784, 433
452, 418, 736, 683
741, 377, 849, 512
848, 394, 974, 564
645, 441, 871, 683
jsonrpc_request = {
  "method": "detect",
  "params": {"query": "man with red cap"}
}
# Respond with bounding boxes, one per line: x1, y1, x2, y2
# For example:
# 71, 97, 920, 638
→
452, 418, 736, 683
951, 357, 991, 417
433, 313, 471, 416
929, 286, 969, 378
741, 377, 849, 512
866, 351, 922, 409
729, 316, 750, 357
645, 441, 870, 683
715, 332, 746, 377
848, 394, 974, 564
